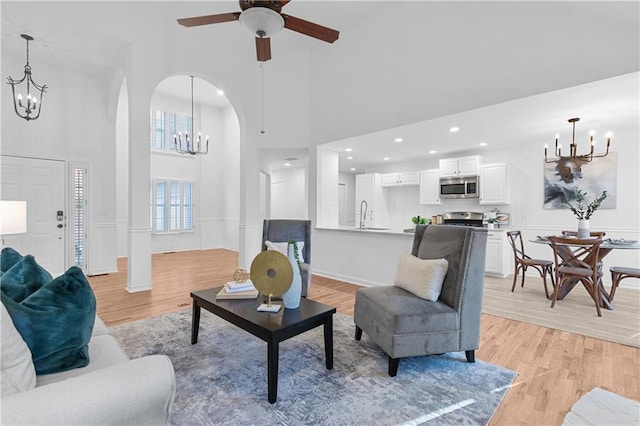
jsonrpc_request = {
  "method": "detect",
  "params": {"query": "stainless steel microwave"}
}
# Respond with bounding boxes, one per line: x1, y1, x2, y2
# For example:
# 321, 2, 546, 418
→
439, 176, 479, 199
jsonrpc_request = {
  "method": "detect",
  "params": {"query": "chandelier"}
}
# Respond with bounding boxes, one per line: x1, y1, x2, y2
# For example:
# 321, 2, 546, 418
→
545, 117, 611, 163
6, 34, 48, 121
174, 75, 209, 155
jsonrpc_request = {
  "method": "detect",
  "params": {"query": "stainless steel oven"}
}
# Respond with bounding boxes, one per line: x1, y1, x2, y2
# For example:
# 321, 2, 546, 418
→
439, 176, 479, 199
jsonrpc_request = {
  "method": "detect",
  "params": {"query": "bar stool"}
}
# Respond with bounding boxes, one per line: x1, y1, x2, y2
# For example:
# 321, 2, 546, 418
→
609, 267, 640, 302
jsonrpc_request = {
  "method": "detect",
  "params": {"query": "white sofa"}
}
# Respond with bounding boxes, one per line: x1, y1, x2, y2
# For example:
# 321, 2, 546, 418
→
1, 302, 176, 425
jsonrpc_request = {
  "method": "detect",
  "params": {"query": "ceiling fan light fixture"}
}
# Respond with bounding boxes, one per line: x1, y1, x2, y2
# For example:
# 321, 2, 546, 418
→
239, 7, 284, 38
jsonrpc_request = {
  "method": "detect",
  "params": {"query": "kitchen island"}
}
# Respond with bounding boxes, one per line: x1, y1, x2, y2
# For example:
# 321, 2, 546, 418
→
312, 227, 414, 287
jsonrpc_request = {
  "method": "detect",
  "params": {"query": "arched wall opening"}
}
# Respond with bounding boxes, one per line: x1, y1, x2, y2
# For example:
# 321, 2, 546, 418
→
115, 74, 241, 257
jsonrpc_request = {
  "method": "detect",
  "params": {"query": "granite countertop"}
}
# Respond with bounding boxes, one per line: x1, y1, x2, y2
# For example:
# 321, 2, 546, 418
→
316, 226, 412, 236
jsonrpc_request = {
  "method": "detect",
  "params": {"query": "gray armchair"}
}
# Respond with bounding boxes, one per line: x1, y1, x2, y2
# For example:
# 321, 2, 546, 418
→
261, 219, 312, 297
354, 224, 488, 376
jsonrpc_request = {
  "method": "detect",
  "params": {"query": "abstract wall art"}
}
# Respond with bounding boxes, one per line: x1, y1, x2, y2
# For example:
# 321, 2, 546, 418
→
543, 152, 617, 209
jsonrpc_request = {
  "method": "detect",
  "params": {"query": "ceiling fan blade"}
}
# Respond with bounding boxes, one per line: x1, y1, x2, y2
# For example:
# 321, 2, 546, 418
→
177, 12, 240, 27
256, 37, 272, 62
282, 14, 339, 43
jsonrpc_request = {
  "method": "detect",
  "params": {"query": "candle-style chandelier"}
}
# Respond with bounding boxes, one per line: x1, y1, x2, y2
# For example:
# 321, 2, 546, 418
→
6, 34, 48, 121
544, 117, 611, 163
174, 75, 209, 155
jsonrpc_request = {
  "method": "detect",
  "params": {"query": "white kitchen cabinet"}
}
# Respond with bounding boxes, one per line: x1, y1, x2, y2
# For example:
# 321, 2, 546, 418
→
381, 172, 419, 187
355, 173, 388, 228
439, 155, 481, 177
484, 229, 512, 278
480, 163, 511, 205
419, 169, 441, 205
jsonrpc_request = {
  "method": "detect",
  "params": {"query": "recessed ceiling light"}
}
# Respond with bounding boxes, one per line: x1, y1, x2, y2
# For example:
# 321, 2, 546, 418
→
217, 89, 224, 96
449, 126, 460, 133
429, 150, 437, 154
284, 162, 290, 167
383, 157, 390, 161
479, 142, 488, 146
347, 156, 353, 160
394, 137, 403, 143
345, 148, 353, 152
350, 167, 356, 171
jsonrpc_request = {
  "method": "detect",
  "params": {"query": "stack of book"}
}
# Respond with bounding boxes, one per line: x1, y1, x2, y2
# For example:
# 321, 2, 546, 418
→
216, 280, 259, 299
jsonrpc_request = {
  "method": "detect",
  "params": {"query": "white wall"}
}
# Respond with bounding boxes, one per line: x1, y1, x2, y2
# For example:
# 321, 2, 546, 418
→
115, 80, 129, 257
315, 146, 339, 227
2, 48, 119, 275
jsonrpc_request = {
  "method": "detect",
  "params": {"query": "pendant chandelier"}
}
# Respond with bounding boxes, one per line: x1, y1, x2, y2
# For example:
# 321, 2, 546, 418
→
6, 34, 48, 121
174, 75, 209, 155
545, 117, 611, 164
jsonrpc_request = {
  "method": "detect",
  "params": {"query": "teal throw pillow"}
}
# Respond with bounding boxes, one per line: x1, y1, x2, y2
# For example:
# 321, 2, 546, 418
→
1, 247, 24, 273
1, 255, 53, 303
1, 266, 96, 375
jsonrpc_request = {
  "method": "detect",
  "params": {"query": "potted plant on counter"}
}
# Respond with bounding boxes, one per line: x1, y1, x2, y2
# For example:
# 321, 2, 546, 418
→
486, 217, 497, 230
412, 216, 429, 227
569, 188, 607, 238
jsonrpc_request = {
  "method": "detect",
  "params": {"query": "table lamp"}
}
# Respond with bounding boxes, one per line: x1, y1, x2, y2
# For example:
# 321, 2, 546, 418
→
0, 200, 27, 246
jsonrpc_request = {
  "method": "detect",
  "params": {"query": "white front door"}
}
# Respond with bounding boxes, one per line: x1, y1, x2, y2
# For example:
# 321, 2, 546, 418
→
1, 155, 66, 276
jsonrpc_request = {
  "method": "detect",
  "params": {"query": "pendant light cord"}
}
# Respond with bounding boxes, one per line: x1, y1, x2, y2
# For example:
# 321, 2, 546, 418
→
190, 75, 195, 149
260, 63, 265, 134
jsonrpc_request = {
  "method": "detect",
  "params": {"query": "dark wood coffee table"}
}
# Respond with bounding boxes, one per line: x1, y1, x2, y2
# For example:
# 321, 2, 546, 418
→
190, 287, 337, 403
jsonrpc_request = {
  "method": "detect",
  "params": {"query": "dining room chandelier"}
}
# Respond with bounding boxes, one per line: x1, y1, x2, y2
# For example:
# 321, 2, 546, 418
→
6, 34, 48, 121
174, 75, 209, 155
544, 117, 611, 164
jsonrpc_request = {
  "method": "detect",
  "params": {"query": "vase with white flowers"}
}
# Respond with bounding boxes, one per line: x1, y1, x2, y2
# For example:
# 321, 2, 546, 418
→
569, 188, 608, 238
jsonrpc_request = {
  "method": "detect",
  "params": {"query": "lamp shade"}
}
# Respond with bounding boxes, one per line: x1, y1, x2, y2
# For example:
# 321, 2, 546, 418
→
239, 7, 284, 37
0, 201, 27, 235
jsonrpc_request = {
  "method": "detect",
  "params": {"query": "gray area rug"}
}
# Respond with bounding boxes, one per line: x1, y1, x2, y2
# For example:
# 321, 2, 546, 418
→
111, 309, 516, 425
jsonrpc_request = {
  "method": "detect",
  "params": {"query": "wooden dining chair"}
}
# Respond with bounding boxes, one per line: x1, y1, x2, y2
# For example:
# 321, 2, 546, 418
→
506, 230, 553, 299
609, 267, 640, 302
547, 236, 603, 317
561, 230, 607, 238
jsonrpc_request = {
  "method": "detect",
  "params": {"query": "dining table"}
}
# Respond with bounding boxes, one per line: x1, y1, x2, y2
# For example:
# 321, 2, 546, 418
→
531, 236, 640, 310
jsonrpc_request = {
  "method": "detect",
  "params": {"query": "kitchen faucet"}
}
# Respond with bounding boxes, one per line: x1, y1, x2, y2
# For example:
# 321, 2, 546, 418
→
359, 200, 368, 229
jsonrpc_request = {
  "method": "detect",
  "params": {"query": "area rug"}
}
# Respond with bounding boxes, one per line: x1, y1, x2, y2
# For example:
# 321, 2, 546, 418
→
111, 309, 516, 426
563, 387, 640, 425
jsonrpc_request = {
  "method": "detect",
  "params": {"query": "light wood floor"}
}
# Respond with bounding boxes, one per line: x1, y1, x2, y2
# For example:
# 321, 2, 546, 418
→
88, 249, 640, 426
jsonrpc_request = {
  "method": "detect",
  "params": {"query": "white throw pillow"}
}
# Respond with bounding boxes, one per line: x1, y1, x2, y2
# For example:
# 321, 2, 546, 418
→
265, 241, 305, 263
1, 302, 37, 396
393, 252, 449, 301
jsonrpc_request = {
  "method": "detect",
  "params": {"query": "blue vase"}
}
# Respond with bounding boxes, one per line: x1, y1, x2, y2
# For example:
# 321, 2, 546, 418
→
282, 242, 302, 309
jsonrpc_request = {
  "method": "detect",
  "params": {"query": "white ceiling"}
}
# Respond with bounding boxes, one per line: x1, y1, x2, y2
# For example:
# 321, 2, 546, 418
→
325, 72, 639, 172
2, 1, 638, 173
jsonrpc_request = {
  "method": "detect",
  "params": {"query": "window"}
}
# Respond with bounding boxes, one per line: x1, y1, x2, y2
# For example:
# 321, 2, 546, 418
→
70, 163, 88, 271
151, 179, 194, 233
150, 107, 192, 152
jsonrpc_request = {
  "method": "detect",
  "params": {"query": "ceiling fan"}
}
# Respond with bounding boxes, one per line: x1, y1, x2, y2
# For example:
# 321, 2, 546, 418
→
177, 0, 339, 62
